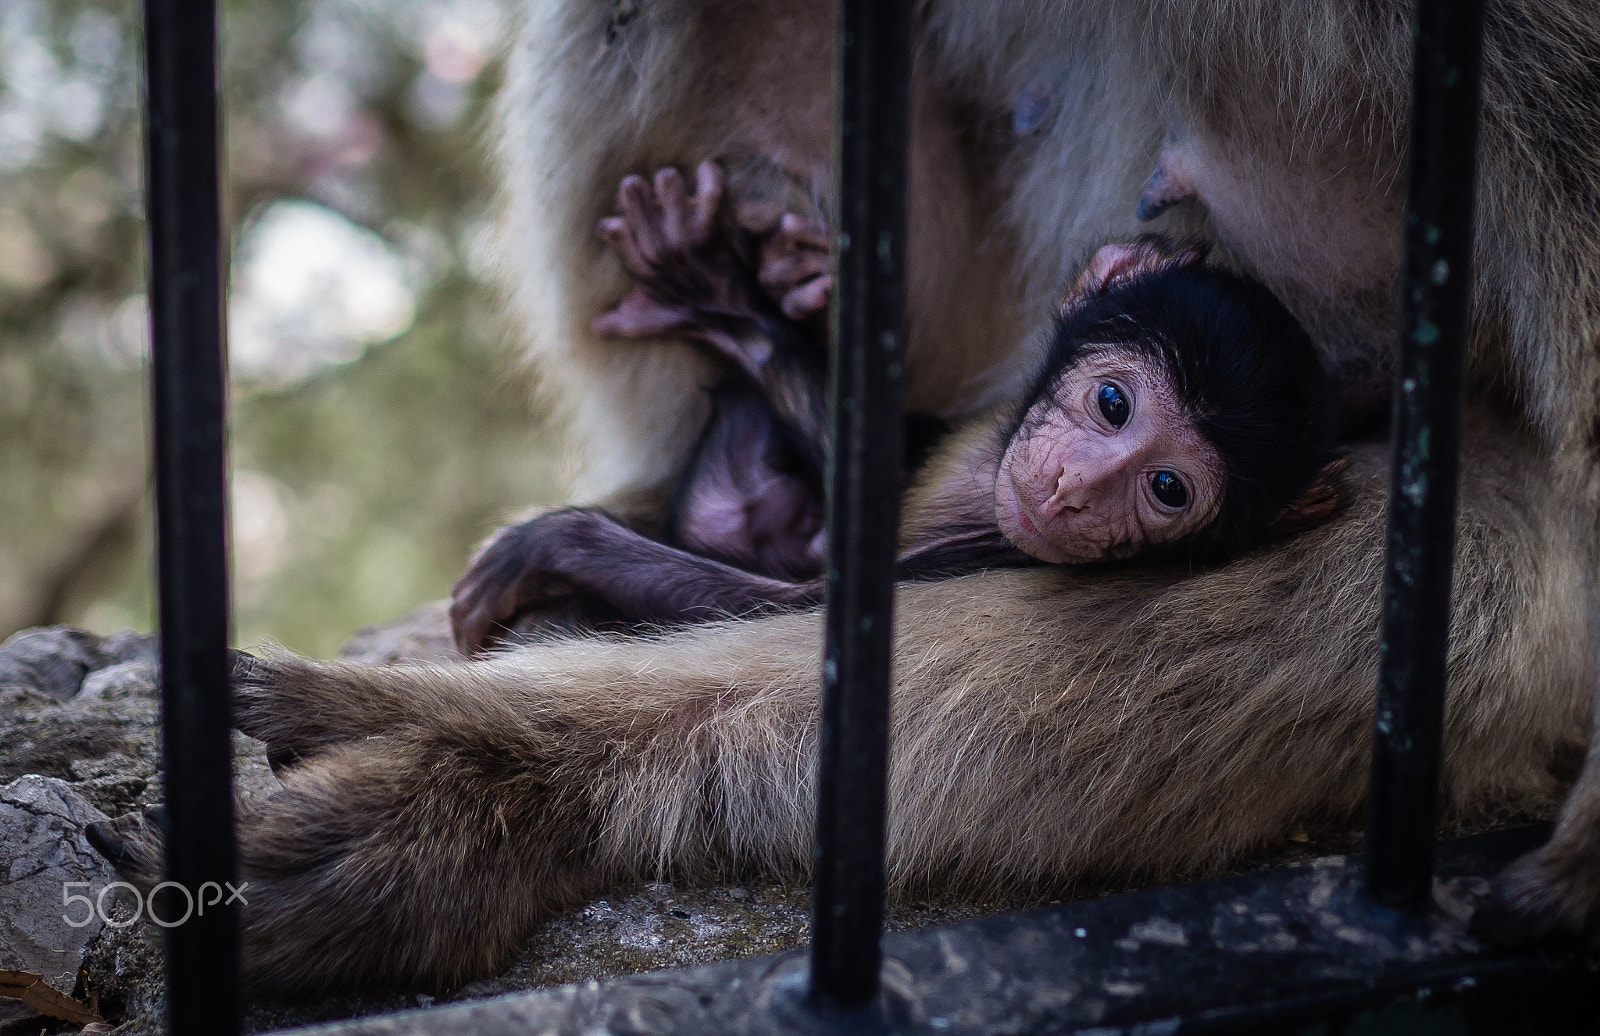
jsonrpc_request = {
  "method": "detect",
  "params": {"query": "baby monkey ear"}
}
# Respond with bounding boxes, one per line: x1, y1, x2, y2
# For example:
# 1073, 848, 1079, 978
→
1273, 456, 1352, 537
1059, 237, 1208, 317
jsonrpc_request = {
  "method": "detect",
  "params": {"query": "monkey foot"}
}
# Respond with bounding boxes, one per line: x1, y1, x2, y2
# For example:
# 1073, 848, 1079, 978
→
85, 809, 165, 890
231, 649, 323, 761
1475, 840, 1600, 946
758, 211, 832, 320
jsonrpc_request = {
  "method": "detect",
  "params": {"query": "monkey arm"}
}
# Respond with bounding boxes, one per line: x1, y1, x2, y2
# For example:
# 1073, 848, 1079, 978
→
890, 415, 1035, 579
449, 506, 822, 654
895, 524, 1037, 581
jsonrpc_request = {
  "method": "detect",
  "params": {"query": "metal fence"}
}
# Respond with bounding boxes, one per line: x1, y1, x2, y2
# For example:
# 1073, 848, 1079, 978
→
140, 0, 1484, 1032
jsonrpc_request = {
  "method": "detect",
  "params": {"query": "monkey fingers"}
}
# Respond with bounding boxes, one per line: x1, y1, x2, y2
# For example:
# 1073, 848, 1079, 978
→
451, 514, 593, 656
591, 285, 699, 339
231, 650, 428, 769
650, 161, 723, 249
84, 809, 164, 890
758, 211, 832, 320
602, 162, 725, 275
594, 182, 676, 283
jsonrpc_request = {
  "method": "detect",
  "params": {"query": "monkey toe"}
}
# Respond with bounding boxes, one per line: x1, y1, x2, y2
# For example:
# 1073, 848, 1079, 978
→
86, 812, 165, 889
779, 275, 832, 321
85, 819, 128, 865
232, 658, 292, 740
228, 647, 260, 687
232, 652, 368, 760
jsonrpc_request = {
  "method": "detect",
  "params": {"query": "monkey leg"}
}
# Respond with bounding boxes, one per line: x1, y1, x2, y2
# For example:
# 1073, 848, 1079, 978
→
1479, 745, 1600, 945
1477, 456, 1600, 946
102, 712, 612, 993
238, 726, 616, 993
131, 635, 822, 991
81, 425, 1586, 991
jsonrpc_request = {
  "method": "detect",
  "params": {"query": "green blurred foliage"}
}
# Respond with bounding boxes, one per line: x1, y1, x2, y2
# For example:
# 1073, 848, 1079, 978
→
0, 0, 564, 656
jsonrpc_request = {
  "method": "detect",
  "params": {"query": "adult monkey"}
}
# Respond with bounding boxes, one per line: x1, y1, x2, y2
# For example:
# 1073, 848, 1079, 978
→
93, 0, 1600, 991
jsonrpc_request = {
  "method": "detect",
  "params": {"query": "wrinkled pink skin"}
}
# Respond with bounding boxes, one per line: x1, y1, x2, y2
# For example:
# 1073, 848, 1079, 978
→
993, 351, 1222, 564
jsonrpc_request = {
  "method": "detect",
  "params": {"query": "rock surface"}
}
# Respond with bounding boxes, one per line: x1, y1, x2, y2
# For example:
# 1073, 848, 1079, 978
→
0, 628, 157, 704
0, 775, 118, 1027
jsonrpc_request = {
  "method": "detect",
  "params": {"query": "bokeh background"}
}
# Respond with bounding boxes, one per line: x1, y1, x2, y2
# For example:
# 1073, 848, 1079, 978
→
0, 0, 565, 656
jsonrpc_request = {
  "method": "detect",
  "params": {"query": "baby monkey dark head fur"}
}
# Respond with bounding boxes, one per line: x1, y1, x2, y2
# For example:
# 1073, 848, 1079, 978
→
1012, 238, 1339, 565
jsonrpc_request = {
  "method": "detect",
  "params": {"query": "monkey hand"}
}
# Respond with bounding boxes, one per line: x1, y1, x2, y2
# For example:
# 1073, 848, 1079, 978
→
593, 161, 753, 339
758, 211, 832, 320
450, 510, 601, 656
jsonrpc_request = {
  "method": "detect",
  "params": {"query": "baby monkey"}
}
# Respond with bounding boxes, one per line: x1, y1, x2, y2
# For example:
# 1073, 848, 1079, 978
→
451, 163, 1342, 653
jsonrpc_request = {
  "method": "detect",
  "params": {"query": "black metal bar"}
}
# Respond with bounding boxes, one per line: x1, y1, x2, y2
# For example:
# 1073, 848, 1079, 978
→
808, 0, 913, 1011
143, 0, 240, 1030
1366, 0, 1484, 913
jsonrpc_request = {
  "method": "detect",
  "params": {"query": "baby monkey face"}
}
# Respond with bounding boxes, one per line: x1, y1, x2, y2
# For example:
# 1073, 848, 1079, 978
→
993, 350, 1223, 564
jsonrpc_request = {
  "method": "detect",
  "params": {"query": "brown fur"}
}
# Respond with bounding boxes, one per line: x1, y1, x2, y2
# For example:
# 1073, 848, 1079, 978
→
171, 426, 1581, 993
97, 0, 1600, 989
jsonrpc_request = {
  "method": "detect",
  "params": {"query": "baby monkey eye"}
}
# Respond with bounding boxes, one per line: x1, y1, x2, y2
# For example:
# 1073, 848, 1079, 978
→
1097, 383, 1130, 427
1151, 471, 1188, 509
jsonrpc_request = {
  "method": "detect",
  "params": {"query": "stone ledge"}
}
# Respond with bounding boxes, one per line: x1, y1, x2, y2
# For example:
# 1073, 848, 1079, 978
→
282, 828, 1600, 1036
